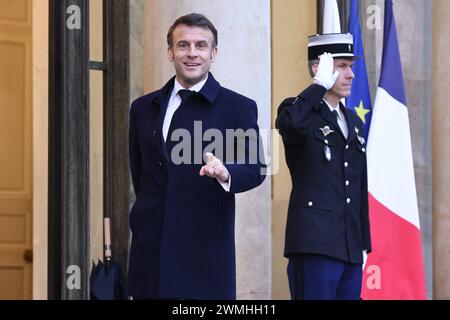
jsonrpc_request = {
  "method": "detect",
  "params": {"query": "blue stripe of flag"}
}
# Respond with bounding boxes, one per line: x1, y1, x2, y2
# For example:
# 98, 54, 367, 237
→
378, 0, 407, 106
346, 0, 372, 140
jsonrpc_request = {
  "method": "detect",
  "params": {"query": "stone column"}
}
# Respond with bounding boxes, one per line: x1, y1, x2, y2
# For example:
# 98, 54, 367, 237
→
271, 0, 317, 299
432, 0, 450, 300
395, 0, 433, 299
142, 0, 271, 299
130, 0, 144, 103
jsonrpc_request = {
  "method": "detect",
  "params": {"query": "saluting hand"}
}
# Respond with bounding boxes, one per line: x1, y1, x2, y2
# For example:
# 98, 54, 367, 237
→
199, 152, 230, 183
313, 52, 339, 90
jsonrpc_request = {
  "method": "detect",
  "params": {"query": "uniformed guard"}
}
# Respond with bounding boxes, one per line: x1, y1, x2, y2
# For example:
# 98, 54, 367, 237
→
275, 33, 372, 300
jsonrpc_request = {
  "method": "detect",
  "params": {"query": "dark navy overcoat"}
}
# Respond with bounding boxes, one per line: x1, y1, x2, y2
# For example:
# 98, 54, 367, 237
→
127, 73, 265, 299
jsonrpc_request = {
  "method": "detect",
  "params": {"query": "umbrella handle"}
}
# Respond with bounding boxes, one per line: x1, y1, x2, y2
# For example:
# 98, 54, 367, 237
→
104, 217, 112, 259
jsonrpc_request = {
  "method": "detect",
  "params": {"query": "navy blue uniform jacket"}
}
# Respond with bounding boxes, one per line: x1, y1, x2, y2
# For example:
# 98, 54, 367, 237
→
275, 84, 371, 264
127, 73, 265, 299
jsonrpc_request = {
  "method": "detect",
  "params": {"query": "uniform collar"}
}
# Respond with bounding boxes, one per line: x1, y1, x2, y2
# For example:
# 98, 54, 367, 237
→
323, 99, 345, 121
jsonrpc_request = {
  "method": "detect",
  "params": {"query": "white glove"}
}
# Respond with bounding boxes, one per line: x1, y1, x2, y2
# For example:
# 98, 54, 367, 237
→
313, 52, 339, 90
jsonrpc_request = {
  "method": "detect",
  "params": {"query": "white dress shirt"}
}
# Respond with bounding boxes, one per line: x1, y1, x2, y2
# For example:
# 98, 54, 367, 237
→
323, 99, 348, 139
163, 76, 231, 192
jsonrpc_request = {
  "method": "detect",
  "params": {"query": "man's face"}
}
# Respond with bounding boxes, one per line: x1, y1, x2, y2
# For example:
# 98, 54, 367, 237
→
329, 58, 354, 98
167, 24, 217, 88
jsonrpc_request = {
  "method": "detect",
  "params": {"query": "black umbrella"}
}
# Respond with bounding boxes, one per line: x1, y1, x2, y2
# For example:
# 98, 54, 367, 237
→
90, 218, 124, 300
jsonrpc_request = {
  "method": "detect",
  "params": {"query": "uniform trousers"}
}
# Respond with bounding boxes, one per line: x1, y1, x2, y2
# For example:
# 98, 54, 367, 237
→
287, 253, 362, 300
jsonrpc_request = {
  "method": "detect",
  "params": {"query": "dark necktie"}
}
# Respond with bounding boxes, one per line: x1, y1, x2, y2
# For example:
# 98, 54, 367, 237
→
165, 89, 193, 149
178, 89, 193, 104
332, 109, 339, 121
332, 109, 348, 139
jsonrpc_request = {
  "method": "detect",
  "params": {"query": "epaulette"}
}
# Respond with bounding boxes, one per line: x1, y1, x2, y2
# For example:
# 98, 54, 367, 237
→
280, 96, 300, 106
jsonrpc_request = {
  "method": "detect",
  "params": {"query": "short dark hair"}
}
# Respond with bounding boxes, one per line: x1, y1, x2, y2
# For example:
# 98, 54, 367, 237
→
167, 13, 218, 48
308, 59, 319, 78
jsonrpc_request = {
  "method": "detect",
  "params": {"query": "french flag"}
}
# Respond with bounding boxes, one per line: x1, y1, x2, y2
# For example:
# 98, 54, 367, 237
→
362, 0, 427, 299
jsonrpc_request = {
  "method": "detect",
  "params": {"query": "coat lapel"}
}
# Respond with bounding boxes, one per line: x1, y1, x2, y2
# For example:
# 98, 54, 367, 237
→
319, 100, 346, 140
319, 100, 360, 143
341, 103, 357, 144
198, 72, 221, 104
150, 78, 174, 163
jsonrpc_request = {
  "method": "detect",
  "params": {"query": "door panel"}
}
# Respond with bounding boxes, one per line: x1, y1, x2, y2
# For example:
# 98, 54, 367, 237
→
0, 0, 32, 300
0, 0, 28, 22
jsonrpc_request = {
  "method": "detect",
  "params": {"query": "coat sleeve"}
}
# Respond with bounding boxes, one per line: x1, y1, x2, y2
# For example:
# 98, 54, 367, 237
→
224, 99, 266, 194
129, 102, 142, 196
275, 84, 326, 144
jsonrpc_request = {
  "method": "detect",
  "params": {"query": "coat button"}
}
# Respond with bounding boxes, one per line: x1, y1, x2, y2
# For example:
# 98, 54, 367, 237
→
324, 139, 329, 145
345, 180, 349, 186
362, 148, 366, 153
308, 201, 313, 207
158, 161, 163, 167
345, 144, 349, 150
153, 130, 157, 139
346, 198, 351, 204
344, 162, 348, 167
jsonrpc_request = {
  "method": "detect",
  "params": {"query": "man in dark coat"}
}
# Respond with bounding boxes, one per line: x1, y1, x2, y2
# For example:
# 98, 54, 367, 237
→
127, 13, 265, 299
275, 33, 371, 300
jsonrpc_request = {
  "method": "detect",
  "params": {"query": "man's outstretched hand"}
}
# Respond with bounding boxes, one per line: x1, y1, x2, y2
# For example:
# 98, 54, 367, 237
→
199, 152, 230, 183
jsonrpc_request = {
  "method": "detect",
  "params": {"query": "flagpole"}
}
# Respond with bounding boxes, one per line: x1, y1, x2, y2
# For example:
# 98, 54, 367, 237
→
317, 0, 348, 34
